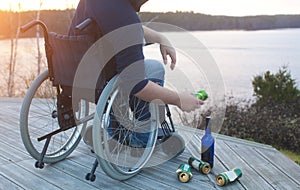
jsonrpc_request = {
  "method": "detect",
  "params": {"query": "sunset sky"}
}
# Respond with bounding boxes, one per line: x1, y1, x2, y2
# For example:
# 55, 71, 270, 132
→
1, 0, 300, 16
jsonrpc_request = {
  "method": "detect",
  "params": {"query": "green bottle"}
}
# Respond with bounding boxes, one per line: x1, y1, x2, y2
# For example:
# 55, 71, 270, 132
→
176, 164, 193, 183
195, 90, 208, 101
188, 157, 211, 174
216, 168, 242, 186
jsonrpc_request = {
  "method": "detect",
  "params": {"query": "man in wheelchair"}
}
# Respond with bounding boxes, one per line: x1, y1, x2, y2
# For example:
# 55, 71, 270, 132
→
69, 0, 204, 151
19, 0, 206, 181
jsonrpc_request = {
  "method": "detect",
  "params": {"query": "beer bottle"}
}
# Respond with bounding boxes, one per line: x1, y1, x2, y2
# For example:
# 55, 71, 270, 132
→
195, 90, 208, 101
176, 164, 193, 183
201, 116, 214, 168
216, 168, 242, 186
188, 157, 211, 174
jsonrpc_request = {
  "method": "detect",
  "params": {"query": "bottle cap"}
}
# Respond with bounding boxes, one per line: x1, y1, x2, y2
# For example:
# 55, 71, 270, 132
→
216, 175, 227, 186
178, 172, 190, 183
201, 163, 211, 174
196, 90, 208, 100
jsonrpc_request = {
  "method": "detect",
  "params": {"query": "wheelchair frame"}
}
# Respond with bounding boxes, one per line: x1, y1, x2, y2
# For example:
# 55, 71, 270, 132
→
19, 18, 184, 182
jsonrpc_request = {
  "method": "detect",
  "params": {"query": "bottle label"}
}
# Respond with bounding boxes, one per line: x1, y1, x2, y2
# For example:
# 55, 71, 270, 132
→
223, 171, 238, 182
191, 160, 201, 170
183, 164, 190, 171
177, 164, 191, 174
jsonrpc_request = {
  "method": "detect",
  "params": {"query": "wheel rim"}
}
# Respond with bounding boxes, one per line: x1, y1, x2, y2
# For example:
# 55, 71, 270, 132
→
93, 76, 159, 177
20, 71, 87, 162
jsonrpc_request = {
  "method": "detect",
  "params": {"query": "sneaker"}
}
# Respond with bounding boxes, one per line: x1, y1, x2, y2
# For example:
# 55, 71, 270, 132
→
82, 113, 115, 149
83, 125, 93, 149
82, 124, 125, 152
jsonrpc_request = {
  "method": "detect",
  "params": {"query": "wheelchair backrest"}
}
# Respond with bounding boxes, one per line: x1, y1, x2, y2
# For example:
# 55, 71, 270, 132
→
48, 32, 94, 87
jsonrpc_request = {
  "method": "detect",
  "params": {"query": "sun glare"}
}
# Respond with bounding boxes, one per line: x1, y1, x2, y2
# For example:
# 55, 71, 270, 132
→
0, 0, 299, 16
0, 0, 79, 11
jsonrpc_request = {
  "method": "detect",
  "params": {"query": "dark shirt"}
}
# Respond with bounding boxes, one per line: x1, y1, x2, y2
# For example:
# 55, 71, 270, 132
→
69, 0, 149, 94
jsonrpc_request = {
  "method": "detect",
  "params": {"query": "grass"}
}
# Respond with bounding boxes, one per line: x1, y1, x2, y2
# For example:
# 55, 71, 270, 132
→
280, 149, 300, 165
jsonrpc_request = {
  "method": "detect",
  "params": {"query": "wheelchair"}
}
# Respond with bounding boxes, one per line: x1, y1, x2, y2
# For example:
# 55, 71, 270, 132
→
19, 18, 185, 181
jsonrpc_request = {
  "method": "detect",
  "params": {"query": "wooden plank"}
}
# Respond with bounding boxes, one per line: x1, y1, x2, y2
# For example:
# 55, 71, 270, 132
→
0, 127, 133, 190
0, 124, 26, 146
141, 159, 214, 189
64, 148, 183, 190
225, 141, 300, 189
187, 135, 245, 190
0, 174, 24, 190
0, 138, 32, 163
76, 148, 194, 189
74, 146, 214, 189
1, 98, 300, 190
0, 119, 20, 134
1, 140, 97, 189
0, 155, 9, 165
183, 132, 221, 190
0, 121, 32, 149
0, 106, 20, 122
18, 159, 104, 190
213, 138, 274, 189
52, 151, 163, 190
0, 98, 23, 104
64, 152, 137, 188
177, 125, 273, 150
0, 118, 19, 128
0, 162, 62, 190
255, 148, 300, 187
74, 137, 215, 189
159, 133, 219, 189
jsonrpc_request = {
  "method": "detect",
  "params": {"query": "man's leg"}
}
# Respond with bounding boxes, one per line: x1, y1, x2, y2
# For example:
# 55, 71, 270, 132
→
129, 59, 165, 146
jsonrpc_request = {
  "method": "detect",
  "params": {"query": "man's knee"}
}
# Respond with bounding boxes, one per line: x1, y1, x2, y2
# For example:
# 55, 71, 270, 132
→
145, 59, 165, 80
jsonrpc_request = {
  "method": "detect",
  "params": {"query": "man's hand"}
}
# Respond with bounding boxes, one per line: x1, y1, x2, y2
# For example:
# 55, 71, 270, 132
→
176, 92, 204, 112
160, 43, 176, 70
143, 25, 177, 69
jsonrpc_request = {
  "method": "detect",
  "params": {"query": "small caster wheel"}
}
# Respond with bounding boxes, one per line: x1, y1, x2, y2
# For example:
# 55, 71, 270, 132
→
85, 173, 96, 182
162, 133, 185, 159
35, 161, 44, 169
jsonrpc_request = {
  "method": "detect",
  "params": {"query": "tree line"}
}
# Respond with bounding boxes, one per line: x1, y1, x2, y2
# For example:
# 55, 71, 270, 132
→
140, 12, 300, 31
0, 9, 75, 39
1, 10, 300, 39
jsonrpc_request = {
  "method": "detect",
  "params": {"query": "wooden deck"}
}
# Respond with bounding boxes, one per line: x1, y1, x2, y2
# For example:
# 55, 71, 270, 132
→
0, 98, 299, 190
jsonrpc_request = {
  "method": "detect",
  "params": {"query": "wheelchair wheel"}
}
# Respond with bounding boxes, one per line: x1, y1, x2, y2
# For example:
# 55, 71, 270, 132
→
20, 70, 89, 163
93, 76, 160, 180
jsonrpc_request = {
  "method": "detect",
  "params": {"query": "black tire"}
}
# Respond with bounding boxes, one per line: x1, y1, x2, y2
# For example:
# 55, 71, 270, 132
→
20, 70, 89, 163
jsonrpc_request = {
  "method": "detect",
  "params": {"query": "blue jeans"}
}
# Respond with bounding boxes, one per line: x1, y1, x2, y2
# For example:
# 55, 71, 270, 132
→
129, 59, 165, 121
129, 59, 165, 146
109, 59, 165, 146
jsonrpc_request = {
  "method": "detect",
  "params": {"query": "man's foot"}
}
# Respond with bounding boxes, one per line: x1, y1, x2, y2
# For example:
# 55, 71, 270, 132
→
83, 125, 93, 150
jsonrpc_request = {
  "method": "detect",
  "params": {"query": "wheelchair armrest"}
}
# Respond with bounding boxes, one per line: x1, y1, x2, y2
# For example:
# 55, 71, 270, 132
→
75, 18, 93, 34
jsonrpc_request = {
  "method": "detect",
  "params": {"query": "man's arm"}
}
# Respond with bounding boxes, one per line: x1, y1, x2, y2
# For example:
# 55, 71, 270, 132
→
135, 80, 204, 112
142, 25, 176, 69
135, 26, 204, 112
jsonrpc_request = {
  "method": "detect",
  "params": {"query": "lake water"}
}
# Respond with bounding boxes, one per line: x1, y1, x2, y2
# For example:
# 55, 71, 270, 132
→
145, 29, 300, 101
1, 29, 300, 100
194, 29, 300, 100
